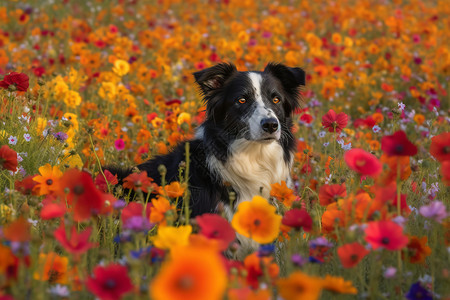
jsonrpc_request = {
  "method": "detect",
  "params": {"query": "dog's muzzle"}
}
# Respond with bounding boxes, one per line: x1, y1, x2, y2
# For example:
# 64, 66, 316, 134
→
261, 118, 279, 134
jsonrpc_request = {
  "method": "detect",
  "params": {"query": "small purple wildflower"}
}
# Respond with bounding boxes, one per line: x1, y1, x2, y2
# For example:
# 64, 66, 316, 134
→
52, 131, 68, 142
419, 201, 448, 223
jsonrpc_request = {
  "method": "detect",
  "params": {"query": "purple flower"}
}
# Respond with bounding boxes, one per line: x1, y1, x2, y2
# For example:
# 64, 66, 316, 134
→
383, 267, 397, 278
309, 236, 333, 248
406, 282, 433, 300
291, 254, 307, 267
113, 199, 126, 210
52, 132, 68, 142
419, 201, 448, 223
123, 216, 153, 232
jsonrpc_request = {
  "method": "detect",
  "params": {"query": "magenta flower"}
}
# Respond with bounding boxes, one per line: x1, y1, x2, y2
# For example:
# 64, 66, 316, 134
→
114, 138, 125, 151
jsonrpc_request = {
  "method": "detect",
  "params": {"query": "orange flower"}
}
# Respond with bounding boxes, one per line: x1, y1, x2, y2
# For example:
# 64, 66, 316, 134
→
3, 217, 31, 242
159, 181, 186, 198
231, 196, 281, 244
150, 245, 227, 300
377, 154, 411, 184
270, 181, 297, 207
244, 253, 279, 289
33, 252, 69, 284
150, 196, 177, 226
372, 112, 384, 124
321, 275, 357, 294
405, 236, 432, 264
123, 171, 156, 193
321, 208, 346, 235
32, 164, 63, 195
277, 272, 323, 300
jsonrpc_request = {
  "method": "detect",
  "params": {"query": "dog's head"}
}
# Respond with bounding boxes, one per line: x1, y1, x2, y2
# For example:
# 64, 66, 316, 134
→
194, 63, 305, 142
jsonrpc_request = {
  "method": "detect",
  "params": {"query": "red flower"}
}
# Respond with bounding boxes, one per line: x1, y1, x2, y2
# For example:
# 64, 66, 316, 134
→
364, 220, 409, 251
196, 214, 236, 250
322, 109, 348, 133
95, 170, 119, 192
121, 202, 151, 225
54, 224, 96, 259
0, 145, 18, 172
86, 264, 134, 300
381, 130, 417, 157
430, 132, 450, 162
281, 209, 313, 232
337, 242, 370, 268
40, 201, 67, 220
0, 72, 29, 91
123, 171, 156, 193
344, 148, 382, 177
442, 161, 450, 186
59, 169, 106, 222
15, 175, 38, 195
318, 183, 347, 206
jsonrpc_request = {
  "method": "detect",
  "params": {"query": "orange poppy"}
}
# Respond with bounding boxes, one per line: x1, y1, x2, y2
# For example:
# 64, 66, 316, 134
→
150, 245, 227, 300
404, 236, 432, 264
321, 275, 357, 294
270, 181, 297, 208
150, 196, 177, 226
32, 164, 63, 195
3, 217, 31, 242
159, 181, 186, 198
33, 252, 69, 284
277, 271, 323, 300
231, 196, 281, 244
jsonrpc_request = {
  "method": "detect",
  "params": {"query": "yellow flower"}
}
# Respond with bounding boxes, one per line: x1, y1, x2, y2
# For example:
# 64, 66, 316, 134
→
64, 90, 82, 108
177, 112, 191, 125
98, 81, 117, 102
32, 164, 63, 195
321, 275, 357, 295
63, 113, 79, 131
277, 272, 323, 300
112, 59, 130, 76
231, 196, 281, 244
35, 117, 48, 135
153, 225, 192, 250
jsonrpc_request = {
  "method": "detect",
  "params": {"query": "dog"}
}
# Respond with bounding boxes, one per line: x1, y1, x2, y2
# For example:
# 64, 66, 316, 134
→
107, 62, 305, 256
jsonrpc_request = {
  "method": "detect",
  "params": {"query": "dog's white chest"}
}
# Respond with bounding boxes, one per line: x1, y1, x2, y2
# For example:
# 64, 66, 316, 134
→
209, 139, 291, 208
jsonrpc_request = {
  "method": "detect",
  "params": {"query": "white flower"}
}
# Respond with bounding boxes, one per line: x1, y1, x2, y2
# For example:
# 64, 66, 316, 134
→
372, 125, 381, 133
323, 142, 330, 147
398, 102, 405, 110
342, 142, 352, 151
319, 131, 326, 138
8, 135, 17, 145
24, 133, 31, 142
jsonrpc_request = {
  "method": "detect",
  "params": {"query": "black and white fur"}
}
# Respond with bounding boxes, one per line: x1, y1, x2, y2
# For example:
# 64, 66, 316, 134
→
108, 62, 305, 256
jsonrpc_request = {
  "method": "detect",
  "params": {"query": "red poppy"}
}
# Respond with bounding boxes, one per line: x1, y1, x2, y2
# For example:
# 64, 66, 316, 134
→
442, 161, 450, 186
430, 132, 450, 162
40, 198, 67, 220
123, 171, 156, 193
344, 148, 382, 177
86, 264, 134, 300
337, 242, 370, 268
364, 220, 409, 251
318, 183, 347, 206
59, 169, 106, 222
196, 213, 236, 250
281, 209, 313, 232
0, 72, 29, 92
381, 130, 417, 157
15, 175, 38, 195
54, 224, 97, 259
0, 145, 18, 172
95, 170, 119, 192
322, 109, 348, 133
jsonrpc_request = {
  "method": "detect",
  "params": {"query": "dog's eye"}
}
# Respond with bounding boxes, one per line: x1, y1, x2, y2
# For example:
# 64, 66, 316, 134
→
273, 97, 280, 104
238, 98, 246, 104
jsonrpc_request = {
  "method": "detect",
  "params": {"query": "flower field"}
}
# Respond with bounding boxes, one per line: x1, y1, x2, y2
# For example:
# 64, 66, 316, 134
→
0, 0, 449, 299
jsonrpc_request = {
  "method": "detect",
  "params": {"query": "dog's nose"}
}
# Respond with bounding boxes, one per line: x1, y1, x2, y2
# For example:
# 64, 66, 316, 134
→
261, 118, 279, 133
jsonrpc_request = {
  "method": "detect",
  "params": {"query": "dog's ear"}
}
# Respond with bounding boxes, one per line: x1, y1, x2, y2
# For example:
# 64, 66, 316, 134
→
193, 63, 237, 96
264, 63, 306, 92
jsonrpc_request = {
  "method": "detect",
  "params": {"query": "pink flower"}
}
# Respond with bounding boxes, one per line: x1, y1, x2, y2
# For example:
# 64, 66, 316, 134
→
114, 139, 125, 151
344, 148, 382, 177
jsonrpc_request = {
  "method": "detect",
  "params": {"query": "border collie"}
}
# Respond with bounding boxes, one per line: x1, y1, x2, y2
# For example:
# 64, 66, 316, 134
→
108, 62, 305, 255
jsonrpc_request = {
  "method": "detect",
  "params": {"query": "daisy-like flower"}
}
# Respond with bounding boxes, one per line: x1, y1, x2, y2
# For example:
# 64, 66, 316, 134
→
23, 133, 31, 141
231, 195, 282, 244
372, 125, 381, 133
32, 164, 63, 195
398, 102, 405, 111
8, 135, 17, 145
322, 109, 348, 133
